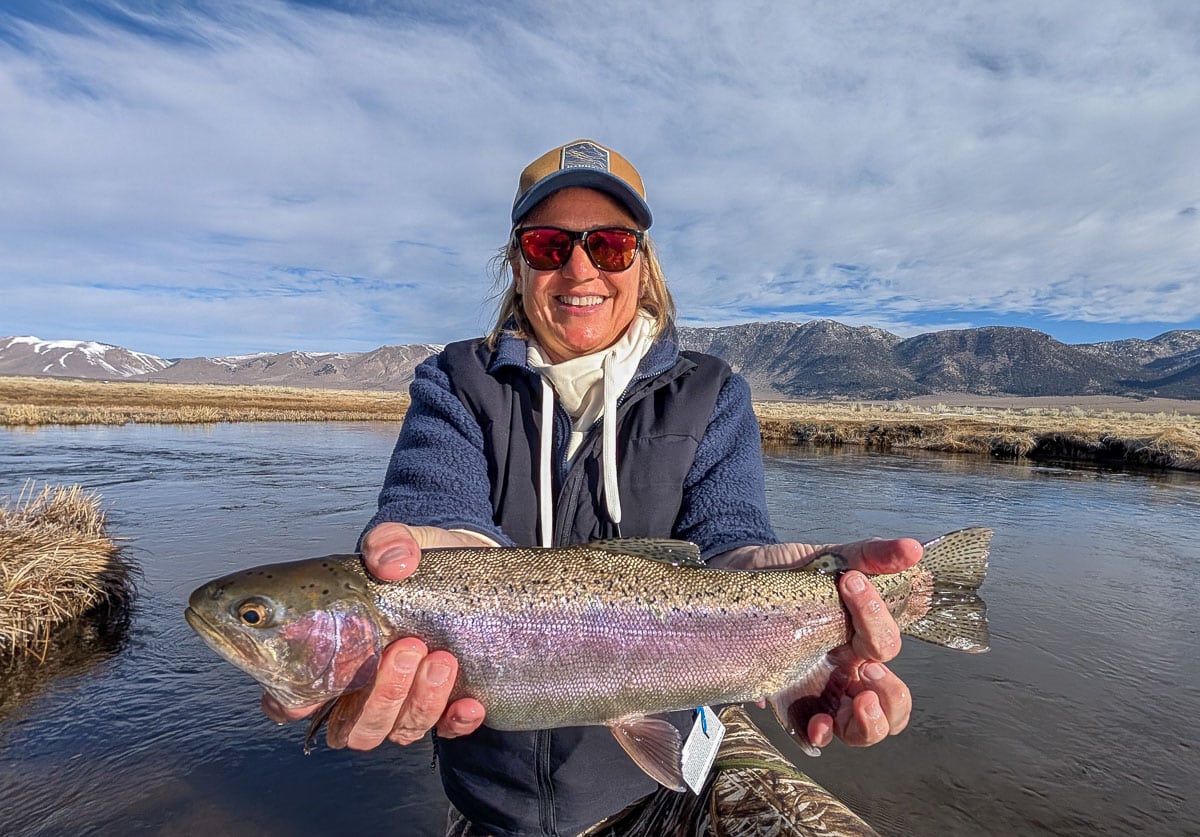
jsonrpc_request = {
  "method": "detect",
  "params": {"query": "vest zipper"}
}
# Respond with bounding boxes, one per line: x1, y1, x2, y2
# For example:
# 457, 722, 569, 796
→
535, 728, 556, 835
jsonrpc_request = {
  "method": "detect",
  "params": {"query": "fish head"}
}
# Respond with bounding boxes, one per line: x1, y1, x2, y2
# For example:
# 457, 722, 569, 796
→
185, 555, 384, 709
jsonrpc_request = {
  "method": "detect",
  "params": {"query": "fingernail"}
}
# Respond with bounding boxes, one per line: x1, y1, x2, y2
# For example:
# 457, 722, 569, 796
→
865, 698, 883, 720
393, 649, 422, 674
845, 572, 866, 594
377, 546, 412, 574
425, 659, 452, 686
451, 705, 479, 726
863, 662, 887, 681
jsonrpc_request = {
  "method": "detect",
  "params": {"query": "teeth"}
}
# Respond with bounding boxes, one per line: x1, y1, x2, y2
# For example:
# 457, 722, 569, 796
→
558, 295, 605, 307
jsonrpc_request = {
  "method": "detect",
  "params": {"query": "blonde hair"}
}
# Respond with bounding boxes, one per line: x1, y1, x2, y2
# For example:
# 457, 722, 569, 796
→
485, 232, 676, 350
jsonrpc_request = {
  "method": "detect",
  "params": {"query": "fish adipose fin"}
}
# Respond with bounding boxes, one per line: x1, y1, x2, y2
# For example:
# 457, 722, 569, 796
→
609, 715, 687, 791
769, 527, 992, 755
588, 538, 705, 567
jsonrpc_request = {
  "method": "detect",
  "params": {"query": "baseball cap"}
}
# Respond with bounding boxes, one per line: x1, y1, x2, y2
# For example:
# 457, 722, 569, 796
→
511, 139, 653, 229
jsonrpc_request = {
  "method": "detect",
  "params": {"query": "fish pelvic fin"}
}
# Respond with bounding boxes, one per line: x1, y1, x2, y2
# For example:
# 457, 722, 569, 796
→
902, 526, 992, 653
588, 538, 705, 567
766, 656, 839, 757
302, 697, 340, 755
609, 715, 687, 791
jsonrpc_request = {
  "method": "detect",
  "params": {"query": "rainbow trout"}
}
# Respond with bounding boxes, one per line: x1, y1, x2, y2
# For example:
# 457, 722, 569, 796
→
185, 528, 990, 790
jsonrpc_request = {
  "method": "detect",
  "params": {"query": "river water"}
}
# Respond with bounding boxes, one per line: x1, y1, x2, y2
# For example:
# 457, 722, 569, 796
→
1, 423, 1196, 836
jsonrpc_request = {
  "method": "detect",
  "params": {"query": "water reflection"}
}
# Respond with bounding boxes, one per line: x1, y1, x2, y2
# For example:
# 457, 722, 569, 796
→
1, 425, 1197, 836
0, 612, 132, 726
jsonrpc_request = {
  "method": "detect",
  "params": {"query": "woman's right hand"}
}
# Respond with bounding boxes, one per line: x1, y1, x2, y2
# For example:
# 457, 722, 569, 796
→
260, 522, 488, 749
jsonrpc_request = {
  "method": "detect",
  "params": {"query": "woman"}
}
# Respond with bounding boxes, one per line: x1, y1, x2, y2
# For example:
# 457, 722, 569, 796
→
266, 139, 919, 836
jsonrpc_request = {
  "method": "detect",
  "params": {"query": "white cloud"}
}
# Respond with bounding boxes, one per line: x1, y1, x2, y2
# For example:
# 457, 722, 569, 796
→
1, 0, 1197, 355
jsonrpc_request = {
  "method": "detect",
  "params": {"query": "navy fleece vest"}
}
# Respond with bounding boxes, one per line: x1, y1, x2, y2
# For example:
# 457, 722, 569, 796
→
433, 337, 732, 837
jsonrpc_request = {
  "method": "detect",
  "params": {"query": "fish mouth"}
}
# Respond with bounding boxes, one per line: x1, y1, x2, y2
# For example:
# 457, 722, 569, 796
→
185, 606, 274, 675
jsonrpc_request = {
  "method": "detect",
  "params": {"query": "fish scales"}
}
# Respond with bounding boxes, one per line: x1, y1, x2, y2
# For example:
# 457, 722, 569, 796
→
363, 546, 859, 728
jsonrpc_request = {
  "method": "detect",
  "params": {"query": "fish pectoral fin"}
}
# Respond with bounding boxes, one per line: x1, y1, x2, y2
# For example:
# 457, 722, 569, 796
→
766, 655, 841, 757
609, 715, 687, 791
303, 697, 340, 755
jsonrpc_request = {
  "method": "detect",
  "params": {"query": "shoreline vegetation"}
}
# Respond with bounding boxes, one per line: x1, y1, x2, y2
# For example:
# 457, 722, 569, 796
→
3, 375, 1199, 472
1, 484, 136, 658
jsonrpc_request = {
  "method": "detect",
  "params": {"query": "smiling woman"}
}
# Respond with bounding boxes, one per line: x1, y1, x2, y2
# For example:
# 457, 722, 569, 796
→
272, 137, 926, 837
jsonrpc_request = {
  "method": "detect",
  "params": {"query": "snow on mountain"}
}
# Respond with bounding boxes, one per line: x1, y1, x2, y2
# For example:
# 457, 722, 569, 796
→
0, 336, 172, 379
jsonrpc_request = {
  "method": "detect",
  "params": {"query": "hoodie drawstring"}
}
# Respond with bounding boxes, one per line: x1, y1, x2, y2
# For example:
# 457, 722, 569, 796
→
601, 351, 623, 535
538, 376, 554, 548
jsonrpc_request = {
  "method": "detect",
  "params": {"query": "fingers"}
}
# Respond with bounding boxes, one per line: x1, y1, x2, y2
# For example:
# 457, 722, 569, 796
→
837, 661, 911, 746
838, 570, 902, 662
805, 661, 911, 749
323, 639, 485, 751
327, 638, 444, 749
437, 698, 486, 739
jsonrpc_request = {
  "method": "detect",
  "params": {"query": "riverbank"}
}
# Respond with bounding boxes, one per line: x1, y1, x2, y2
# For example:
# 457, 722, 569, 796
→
755, 399, 1200, 471
0, 376, 409, 424
4, 375, 1198, 471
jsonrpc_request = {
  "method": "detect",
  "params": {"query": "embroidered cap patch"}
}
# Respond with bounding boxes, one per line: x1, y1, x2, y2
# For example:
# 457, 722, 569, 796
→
561, 141, 610, 172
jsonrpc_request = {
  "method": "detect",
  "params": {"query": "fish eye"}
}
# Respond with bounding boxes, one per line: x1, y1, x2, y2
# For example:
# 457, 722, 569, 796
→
235, 598, 273, 628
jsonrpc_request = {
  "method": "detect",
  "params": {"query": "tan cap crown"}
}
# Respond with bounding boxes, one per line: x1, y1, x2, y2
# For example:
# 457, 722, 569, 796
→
511, 139, 652, 229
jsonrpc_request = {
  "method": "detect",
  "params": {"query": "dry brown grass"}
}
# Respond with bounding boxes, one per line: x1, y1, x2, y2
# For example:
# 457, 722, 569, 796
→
0, 484, 137, 657
754, 401, 1200, 471
4, 375, 1199, 471
0, 376, 409, 425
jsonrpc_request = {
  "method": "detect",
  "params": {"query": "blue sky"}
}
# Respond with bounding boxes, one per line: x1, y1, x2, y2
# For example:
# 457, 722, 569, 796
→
1, 1, 1197, 358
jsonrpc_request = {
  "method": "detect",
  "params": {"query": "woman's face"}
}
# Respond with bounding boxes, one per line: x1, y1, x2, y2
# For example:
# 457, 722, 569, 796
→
513, 187, 642, 363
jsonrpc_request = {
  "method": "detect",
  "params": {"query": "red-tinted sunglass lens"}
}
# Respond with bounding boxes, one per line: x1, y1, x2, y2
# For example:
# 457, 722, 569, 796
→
519, 229, 571, 270
585, 229, 639, 271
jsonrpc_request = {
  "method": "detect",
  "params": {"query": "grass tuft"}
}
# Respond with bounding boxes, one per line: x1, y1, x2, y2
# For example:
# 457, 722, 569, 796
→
0, 484, 138, 658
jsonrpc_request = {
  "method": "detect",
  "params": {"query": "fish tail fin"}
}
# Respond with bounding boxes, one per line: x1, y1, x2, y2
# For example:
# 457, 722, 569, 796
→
901, 526, 992, 653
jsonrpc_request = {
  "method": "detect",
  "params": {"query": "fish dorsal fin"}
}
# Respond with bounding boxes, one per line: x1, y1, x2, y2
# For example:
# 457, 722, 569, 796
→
609, 715, 687, 791
588, 538, 704, 567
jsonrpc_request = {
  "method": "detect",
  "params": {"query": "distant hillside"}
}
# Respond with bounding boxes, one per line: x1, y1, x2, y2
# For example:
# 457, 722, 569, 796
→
0, 337, 441, 391
147, 344, 442, 390
0, 336, 171, 379
4, 323, 1200, 399
678, 321, 1200, 400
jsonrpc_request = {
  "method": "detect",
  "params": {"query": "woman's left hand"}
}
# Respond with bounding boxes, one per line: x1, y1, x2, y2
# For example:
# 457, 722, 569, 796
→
711, 537, 922, 748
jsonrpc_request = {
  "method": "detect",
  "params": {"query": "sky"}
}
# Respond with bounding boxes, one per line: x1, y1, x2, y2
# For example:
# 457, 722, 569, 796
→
1, 0, 1198, 358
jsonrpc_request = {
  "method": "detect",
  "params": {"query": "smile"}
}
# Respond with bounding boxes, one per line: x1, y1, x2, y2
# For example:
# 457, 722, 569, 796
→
556, 295, 606, 307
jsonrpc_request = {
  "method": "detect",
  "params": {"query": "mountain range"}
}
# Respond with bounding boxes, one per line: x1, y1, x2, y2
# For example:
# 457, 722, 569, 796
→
3, 323, 1199, 400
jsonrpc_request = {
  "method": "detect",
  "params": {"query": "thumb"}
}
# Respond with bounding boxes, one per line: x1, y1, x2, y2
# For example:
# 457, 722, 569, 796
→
360, 522, 421, 581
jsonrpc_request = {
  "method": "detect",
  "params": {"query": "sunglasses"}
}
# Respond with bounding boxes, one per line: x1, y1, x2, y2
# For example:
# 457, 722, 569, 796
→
514, 226, 643, 272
